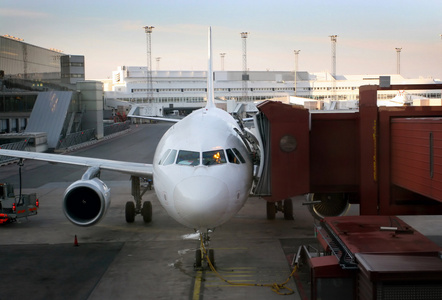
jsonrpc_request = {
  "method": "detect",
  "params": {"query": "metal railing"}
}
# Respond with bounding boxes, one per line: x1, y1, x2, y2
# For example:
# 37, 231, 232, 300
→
0, 140, 28, 164
57, 122, 130, 150
103, 122, 130, 136
56, 128, 96, 150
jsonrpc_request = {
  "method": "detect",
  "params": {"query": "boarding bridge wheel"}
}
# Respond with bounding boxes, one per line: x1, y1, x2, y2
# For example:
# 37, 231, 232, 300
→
283, 199, 294, 220
266, 199, 293, 220
266, 202, 276, 220
306, 193, 350, 220
125, 201, 136, 223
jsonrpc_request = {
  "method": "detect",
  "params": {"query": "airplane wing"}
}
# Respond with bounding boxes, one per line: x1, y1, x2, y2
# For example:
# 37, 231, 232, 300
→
0, 149, 153, 178
128, 114, 181, 123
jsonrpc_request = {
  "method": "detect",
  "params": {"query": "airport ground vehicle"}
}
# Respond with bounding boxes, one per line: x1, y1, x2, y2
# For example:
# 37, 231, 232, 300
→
0, 182, 38, 224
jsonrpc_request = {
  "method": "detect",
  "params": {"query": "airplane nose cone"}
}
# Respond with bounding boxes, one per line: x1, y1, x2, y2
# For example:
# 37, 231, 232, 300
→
173, 176, 229, 228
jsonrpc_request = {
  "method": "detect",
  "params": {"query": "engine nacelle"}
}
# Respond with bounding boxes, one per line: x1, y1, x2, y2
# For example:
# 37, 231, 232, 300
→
63, 178, 111, 226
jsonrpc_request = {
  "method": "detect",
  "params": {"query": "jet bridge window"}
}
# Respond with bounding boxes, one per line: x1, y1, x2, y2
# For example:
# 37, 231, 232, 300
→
202, 150, 227, 166
176, 150, 200, 166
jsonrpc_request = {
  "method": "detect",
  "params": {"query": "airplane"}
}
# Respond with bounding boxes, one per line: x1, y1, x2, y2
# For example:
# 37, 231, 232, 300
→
0, 27, 258, 267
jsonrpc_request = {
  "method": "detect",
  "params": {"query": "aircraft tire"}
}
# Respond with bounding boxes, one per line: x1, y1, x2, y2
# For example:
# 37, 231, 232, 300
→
142, 201, 152, 223
195, 249, 202, 268
266, 202, 276, 220
208, 249, 215, 269
125, 201, 135, 223
283, 198, 294, 220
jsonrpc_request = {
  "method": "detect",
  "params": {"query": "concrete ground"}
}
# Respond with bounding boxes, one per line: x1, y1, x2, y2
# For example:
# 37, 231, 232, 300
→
0, 123, 440, 300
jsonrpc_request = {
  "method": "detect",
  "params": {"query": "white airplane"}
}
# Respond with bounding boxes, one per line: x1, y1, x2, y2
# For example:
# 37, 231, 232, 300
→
0, 27, 257, 266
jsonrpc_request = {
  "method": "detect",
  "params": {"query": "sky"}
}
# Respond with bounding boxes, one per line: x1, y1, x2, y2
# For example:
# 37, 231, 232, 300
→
1, 0, 441, 80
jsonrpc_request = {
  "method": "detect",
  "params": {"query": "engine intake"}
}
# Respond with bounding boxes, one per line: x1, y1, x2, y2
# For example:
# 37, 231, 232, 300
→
63, 178, 111, 226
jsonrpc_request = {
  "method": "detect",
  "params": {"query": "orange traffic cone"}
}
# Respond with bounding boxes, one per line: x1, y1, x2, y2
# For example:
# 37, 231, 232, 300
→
74, 235, 79, 247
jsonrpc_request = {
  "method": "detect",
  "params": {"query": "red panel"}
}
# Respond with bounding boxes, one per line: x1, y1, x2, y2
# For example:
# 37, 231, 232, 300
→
378, 106, 442, 215
391, 118, 442, 202
324, 216, 442, 255
433, 120, 442, 200
257, 101, 310, 201
392, 119, 430, 198
356, 253, 442, 282
309, 256, 354, 278
310, 113, 359, 192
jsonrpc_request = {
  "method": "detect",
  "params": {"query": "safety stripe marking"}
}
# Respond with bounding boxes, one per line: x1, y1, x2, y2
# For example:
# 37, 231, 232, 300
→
192, 270, 203, 300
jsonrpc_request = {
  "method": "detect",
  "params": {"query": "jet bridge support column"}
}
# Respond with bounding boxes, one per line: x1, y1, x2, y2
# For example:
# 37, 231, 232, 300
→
358, 85, 379, 215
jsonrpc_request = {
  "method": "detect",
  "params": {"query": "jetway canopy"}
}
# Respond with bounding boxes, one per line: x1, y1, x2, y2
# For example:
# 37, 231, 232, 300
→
255, 101, 310, 201
25, 91, 73, 149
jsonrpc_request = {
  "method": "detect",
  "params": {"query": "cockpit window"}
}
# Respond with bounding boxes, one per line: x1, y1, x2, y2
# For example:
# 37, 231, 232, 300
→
163, 149, 177, 165
232, 148, 246, 163
176, 150, 200, 166
159, 149, 171, 165
226, 149, 240, 164
202, 150, 227, 166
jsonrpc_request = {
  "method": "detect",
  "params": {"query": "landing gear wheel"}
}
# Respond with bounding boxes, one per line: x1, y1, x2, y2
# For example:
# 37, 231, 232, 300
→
208, 248, 215, 269
141, 201, 152, 223
195, 249, 202, 268
125, 201, 135, 223
283, 198, 294, 220
266, 202, 276, 220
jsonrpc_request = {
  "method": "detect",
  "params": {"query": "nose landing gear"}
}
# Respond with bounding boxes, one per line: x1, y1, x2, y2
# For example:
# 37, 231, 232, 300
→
125, 176, 153, 223
194, 231, 216, 270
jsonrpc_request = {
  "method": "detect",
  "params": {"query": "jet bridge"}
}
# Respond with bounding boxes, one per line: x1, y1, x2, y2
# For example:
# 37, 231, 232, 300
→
254, 83, 442, 219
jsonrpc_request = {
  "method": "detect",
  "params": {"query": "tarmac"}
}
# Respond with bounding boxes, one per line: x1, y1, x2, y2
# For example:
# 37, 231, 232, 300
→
0, 123, 441, 300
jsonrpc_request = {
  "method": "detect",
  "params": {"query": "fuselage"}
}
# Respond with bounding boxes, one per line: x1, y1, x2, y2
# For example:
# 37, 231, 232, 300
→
152, 105, 253, 230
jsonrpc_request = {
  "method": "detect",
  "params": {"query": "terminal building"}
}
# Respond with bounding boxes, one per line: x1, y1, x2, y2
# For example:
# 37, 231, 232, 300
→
105, 65, 442, 116
1, 34, 441, 151
0, 35, 110, 152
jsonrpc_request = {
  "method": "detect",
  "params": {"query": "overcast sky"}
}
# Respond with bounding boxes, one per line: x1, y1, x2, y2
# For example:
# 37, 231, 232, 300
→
1, 0, 441, 80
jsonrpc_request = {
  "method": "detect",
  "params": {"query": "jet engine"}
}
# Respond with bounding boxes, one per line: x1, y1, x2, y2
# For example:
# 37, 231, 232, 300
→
306, 193, 351, 220
63, 176, 111, 226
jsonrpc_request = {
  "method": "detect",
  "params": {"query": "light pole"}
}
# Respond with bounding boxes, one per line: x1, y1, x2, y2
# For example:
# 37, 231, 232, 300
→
329, 35, 338, 100
395, 47, 402, 74
156, 57, 161, 71
241, 32, 249, 102
294, 50, 300, 96
143, 26, 154, 103
220, 53, 226, 71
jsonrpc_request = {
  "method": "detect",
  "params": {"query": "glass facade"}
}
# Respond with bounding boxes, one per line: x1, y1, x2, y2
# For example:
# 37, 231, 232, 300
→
0, 93, 37, 113
0, 36, 62, 80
